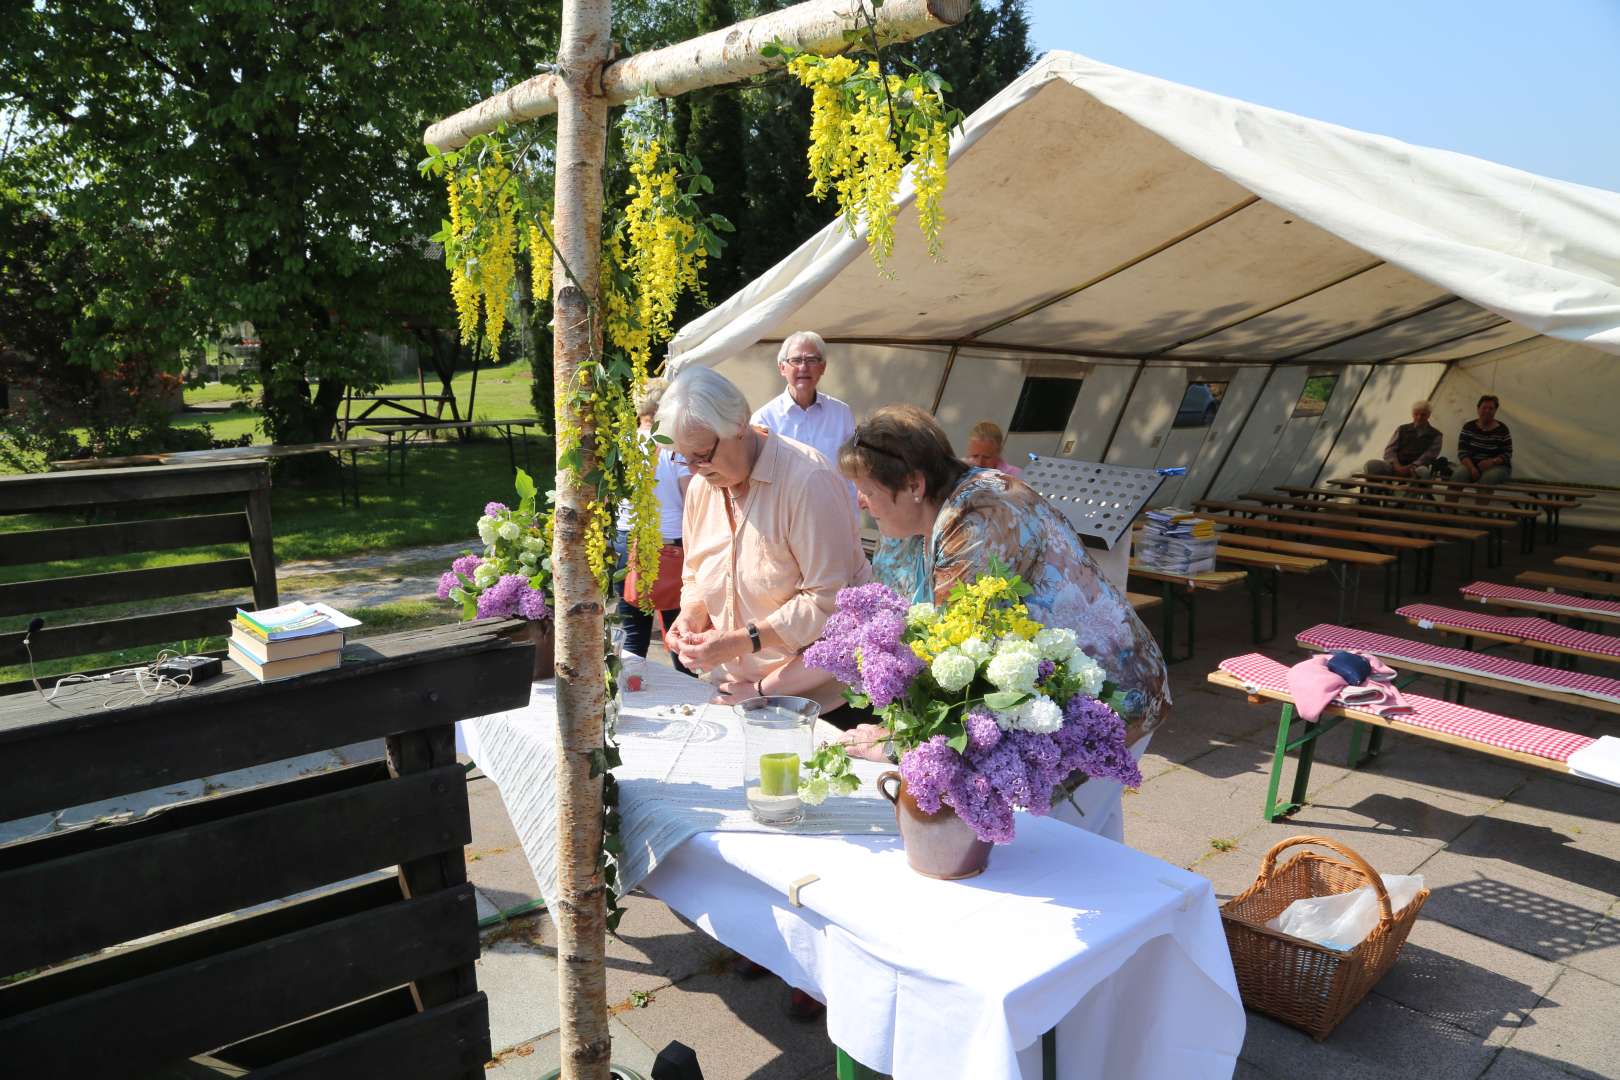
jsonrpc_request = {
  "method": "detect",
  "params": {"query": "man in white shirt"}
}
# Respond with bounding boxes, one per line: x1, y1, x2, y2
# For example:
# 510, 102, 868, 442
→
750, 330, 857, 511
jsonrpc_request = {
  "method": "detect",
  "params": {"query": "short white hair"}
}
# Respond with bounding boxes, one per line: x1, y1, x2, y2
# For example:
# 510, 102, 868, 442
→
656, 366, 751, 442
777, 330, 826, 363
1412, 399, 1433, 415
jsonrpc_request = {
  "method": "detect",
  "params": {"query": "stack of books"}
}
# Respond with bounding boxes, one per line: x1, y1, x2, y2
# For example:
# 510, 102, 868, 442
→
1139, 507, 1218, 575
228, 602, 359, 682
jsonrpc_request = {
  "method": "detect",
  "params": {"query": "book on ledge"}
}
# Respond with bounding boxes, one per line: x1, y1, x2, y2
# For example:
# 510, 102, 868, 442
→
233, 601, 360, 642
227, 639, 343, 683
230, 625, 343, 664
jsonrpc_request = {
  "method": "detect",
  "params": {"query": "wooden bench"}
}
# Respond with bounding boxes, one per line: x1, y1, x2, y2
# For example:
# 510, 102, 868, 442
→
1461, 580, 1620, 628
50, 439, 387, 508
1207, 496, 1483, 583
1210, 530, 1395, 625
1126, 591, 1162, 614
1515, 570, 1620, 602
1398, 603, 1620, 669
1, 462, 278, 694
1241, 489, 1510, 568
1333, 475, 1575, 543
0, 621, 531, 1077
1209, 652, 1606, 822
1590, 545, 1620, 560
1277, 483, 1540, 555
1347, 472, 1596, 502
369, 419, 540, 483
1214, 546, 1325, 643
1126, 561, 1246, 663
1189, 512, 1428, 607
1553, 555, 1620, 581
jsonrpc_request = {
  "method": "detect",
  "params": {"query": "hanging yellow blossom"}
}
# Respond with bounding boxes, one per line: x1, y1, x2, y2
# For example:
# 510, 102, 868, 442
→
528, 219, 553, 304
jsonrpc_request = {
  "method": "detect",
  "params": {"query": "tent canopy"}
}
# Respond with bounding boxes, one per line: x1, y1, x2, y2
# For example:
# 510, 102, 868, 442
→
670, 51, 1620, 369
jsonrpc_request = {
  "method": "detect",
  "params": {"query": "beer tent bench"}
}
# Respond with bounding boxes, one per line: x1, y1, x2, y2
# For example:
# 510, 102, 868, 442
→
1397, 604, 1620, 669
0, 621, 532, 1077
1460, 581, 1620, 628
1126, 561, 1247, 663
1329, 476, 1577, 542
1207, 652, 1615, 822
1209, 495, 1485, 581
1515, 570, 1620, 602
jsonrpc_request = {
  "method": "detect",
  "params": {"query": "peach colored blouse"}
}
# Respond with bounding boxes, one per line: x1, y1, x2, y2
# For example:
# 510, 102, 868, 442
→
679, 431, 870, 691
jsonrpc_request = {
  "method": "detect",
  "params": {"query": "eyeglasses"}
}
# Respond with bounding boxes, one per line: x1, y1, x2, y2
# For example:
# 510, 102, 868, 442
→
783, 354, 825, 368
674, 435, 721, 468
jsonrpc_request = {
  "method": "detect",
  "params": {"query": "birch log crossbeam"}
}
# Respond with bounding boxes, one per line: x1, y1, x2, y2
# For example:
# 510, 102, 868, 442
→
423, 0, 973, 149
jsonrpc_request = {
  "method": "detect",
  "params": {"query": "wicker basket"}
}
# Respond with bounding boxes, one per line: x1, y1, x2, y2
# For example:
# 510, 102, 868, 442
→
1220, 835, 1429, 1040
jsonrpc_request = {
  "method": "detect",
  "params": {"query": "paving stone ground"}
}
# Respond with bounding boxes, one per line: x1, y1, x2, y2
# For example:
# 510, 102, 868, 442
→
459, 524, 1620, 1079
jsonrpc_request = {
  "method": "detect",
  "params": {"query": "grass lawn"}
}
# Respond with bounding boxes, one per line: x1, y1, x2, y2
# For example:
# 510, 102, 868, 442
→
175, 358, 538, 445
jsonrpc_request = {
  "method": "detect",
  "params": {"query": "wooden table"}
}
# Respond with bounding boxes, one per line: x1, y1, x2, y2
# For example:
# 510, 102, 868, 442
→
1127, 560, 1247, 663
1201, 497, 1482, 582
1277, 484, 1540, 554
1193, 512, 1426, 607
1334, 475, 1578, 541
1243, 489, 1513, 567
0, 620, 532, 1076
369, 419, 540, 483
49, 439, 388, 507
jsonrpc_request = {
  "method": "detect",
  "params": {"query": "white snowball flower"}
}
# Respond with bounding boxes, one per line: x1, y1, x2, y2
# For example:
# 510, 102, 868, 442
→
985, 639, 1041, 695
522, 534, 545, 553
907, 602, 939, 627
1015, 695, 1065, 734
473, 562, 499, 587
958, 636, 992, 664
930, 649, 977, 692
498, 521, 521, 542
476, 515, 497, 547
1066, 647, 1107, 697
1034, 627, 1077, 661
519, 551, 537, 567
799, 776, 830, 806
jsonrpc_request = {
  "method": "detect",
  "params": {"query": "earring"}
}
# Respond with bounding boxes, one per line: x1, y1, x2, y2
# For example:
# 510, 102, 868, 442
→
913, 493, 922, 503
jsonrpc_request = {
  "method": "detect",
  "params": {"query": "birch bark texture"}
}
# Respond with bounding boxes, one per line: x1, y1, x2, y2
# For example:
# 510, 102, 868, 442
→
551, 1, 613, 1077
424, 0, 972, 150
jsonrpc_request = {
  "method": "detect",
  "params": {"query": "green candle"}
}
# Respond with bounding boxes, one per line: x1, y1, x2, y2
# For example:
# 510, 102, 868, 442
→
758, 751, 801, 797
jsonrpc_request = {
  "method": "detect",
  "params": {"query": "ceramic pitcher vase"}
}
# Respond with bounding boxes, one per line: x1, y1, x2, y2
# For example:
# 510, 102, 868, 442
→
877, 770, 993, 880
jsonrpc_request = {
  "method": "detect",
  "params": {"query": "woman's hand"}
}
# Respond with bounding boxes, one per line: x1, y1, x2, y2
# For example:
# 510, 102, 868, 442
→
675, 627, 746, 671
840, 723, 893, 763
711, 676, 759, 705
664, 610, 710, 655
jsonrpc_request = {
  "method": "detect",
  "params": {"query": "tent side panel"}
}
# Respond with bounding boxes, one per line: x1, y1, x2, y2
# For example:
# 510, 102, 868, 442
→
1060, 363, 1138, 462
1287, 365, 1373, 487
1197, 367, 1308, 502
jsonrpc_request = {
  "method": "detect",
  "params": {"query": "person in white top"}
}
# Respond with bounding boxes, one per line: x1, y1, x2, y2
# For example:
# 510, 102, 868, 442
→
615, 379, 692, 671
749, 330, 858, 512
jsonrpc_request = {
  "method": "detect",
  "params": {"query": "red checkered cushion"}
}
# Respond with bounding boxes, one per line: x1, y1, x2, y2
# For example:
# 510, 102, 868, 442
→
1297, 623, 1620, 704
1461, 581, 1620, 618
1218, 652, 1594, 763
1396, 604, 1620, 659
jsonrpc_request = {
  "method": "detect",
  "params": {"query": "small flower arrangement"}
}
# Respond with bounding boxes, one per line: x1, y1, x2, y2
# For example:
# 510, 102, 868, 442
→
800, 561, 1141, 844
437, 467, 552, 622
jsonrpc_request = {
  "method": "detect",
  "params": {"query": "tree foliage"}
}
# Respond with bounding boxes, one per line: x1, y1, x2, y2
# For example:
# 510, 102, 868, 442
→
2, 0, 558, 444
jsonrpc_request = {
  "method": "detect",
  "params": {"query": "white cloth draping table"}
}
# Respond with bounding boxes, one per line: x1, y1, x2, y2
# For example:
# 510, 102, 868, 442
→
458, 662, 1243, 1079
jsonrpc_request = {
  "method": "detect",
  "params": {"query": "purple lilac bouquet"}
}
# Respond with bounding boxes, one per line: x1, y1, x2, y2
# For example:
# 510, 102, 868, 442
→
437, 468, 551, 623
801, 561, 1141, 845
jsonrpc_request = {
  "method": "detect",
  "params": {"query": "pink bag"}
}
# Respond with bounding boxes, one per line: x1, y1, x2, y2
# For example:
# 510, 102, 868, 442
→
1286, 653, 1411, 723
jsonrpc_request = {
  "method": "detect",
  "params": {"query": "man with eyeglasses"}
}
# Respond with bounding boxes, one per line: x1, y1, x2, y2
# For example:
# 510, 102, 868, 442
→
750, 330, 857, 512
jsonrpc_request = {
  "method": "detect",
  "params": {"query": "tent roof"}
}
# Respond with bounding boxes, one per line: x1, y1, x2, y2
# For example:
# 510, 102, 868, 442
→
669, 52, 1620, 370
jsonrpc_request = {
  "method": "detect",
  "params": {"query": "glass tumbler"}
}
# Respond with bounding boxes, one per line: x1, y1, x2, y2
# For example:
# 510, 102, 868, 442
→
736, 695, 819, 825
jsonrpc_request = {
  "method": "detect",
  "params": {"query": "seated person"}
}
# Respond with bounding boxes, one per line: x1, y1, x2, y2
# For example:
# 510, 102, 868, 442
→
1365, 400, 1441, 478
1457, 394, 1512, 484
962, 420, 1023, 477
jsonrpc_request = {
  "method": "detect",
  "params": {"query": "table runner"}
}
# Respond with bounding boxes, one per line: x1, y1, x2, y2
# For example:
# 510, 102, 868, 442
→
458, 658, 897, 905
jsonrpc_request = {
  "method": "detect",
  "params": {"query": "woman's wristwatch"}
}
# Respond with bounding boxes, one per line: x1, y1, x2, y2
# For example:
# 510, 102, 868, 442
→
746, 621, 762, 653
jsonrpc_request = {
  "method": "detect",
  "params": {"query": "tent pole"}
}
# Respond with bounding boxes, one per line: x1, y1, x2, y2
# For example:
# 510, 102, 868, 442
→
1098, 359, 1148, 463
1309, 364, 1378, 488
1195, 364, 1278, 504
929, 344, 960, 415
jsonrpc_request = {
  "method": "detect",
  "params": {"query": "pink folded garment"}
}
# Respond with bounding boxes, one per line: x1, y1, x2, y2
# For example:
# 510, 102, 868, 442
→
1286, 653, 1410, 723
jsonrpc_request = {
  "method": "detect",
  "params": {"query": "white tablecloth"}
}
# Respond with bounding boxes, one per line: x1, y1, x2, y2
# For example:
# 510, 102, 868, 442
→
459, 663, 1243, 1079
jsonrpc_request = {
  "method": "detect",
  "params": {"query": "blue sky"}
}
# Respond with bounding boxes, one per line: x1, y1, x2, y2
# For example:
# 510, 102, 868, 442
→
1023, 0, 1620, 193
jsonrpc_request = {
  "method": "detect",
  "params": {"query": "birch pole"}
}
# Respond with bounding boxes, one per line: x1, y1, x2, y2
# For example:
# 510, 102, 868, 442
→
551, 2, 614, 1077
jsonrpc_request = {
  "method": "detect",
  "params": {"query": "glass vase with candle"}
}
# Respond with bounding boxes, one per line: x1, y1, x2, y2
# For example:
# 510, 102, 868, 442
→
736, 695, 819, 825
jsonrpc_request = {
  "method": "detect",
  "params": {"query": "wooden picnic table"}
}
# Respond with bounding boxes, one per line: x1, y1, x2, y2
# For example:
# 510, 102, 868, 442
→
1190, 512, 1427, 608
1516, 570, 1620, 602
49, 439, 387, 507
1202, 497, 1483, 580
1127, 560, 1246, 663
368, 418, 540, 483
1237, 485, 1516, 563
337, 387, 460, 439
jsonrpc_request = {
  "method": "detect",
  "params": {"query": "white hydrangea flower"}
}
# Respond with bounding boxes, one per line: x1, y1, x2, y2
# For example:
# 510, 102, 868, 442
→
522, 535, 546, 554
1015, 695, 1065, 734
473, 562, 499, 587
930, 648, 977, 692
519, 551, 538, 567
1034, 627, 1077, 661
958, 636, 992, 664
907, 602, 939, 626
498, 521, 521, 541
1067, 647, 1107, 696
799, 776, 830, 806
476, 515, 497, 547
985, 639, 1041, 694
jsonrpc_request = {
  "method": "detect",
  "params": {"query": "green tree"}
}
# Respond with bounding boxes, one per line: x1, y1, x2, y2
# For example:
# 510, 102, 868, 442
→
2, 0, 558, 445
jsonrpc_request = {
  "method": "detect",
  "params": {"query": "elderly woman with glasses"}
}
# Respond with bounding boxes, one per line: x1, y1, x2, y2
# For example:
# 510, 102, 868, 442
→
655, 366, 873, 720
840, 405, 1170, 840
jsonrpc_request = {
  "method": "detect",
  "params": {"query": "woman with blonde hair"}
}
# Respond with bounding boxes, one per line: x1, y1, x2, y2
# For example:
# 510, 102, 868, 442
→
839, 405, 1169, 839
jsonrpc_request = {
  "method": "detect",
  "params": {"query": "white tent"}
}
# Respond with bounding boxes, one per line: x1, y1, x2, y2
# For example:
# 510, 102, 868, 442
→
667, 52, 1620, 526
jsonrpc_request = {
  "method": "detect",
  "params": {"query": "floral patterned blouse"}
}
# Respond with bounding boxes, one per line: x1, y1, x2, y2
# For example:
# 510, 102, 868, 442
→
872, 469, 1170, 744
